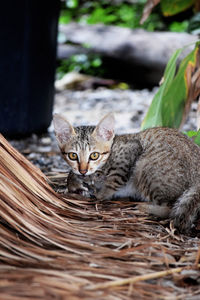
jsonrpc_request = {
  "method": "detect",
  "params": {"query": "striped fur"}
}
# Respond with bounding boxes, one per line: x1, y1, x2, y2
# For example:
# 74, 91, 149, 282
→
53, 114, 114, 177
54, 114, 200, 234
91, 127, 200, 233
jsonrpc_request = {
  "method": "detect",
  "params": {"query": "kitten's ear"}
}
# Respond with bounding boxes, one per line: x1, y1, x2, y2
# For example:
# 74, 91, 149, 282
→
53, 114, 76, 145
93, 113, 115, 142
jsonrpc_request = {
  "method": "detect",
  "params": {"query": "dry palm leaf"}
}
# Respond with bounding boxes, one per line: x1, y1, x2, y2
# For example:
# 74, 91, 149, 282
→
197, 96, 200, 130
0, 133, 200, 299
182, 46, 200, 129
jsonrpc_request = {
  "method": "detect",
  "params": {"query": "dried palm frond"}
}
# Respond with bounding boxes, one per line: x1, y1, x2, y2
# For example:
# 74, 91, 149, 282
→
0, 133, 200, 299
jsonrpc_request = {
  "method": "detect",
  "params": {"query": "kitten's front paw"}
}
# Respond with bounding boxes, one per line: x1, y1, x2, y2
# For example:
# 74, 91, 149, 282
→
68, 182, 89, 196
93, 188, 114, 201
67, 172, 89, 197
87, 171, 108, 200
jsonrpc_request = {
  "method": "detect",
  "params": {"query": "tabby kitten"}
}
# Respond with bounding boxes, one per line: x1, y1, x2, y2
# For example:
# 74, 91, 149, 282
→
53, 113, 200, 234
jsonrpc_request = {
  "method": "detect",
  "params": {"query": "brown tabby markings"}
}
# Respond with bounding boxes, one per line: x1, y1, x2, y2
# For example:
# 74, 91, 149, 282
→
53, 114, 200, 234
53, 114, 114, 176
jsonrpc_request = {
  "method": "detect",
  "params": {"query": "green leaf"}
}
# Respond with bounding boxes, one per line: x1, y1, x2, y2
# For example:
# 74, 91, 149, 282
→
161, 0, 196, 17
185, 130, 198, 138
59, 11, 72, 24
141, 48, 182, 129
194, 131, 200, 146
184, 130, 200, 146
91, 58, 102, 67
141, 42, 200, 130
169, 21, 189, 32
86, 7, 118, 25
66, 0, 79, 9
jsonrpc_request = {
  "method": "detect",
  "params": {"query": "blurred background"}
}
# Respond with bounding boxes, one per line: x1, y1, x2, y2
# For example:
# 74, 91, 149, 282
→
57, 0, 198, 86
55, 0, 199, 132
1, 0, 199, 173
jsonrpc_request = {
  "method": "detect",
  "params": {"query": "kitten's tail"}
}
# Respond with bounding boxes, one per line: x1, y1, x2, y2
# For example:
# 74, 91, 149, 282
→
171, 185, 200, 233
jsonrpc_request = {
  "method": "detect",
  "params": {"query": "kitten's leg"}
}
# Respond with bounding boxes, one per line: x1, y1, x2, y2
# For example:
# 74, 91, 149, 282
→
170, 185, 200, 233
139, 203, 171, 219
93, 172, 128, 200
94, 185, 116, 200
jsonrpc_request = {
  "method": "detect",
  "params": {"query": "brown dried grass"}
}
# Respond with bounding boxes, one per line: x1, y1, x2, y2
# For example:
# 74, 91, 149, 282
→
0, 133, 200, 299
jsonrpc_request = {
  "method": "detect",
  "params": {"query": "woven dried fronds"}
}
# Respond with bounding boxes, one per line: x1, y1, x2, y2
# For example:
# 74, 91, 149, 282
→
0, 133, 200, 299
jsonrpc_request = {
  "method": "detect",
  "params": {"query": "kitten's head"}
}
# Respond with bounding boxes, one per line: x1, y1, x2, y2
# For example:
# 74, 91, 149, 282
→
53, 113, 115, 176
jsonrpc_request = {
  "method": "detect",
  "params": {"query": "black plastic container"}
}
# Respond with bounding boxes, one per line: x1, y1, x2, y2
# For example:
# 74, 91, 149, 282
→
0, 0, 60, 137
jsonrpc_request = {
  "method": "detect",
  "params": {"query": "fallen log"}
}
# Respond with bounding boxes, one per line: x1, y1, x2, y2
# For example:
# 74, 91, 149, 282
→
58, 23, 198, 87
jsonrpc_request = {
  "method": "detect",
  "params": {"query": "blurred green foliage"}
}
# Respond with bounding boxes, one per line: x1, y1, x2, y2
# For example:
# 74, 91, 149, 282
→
59, 0, 200, 33
169, 20, 189, 32
57, 0, 199, 79
59, 0, 165, 31
58, 0, 167, 78
57, 53, 104, 79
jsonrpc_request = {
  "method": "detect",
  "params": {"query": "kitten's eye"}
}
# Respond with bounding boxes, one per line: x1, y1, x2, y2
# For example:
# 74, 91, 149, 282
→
68, 152, 78, 161
89, 152, 100, 160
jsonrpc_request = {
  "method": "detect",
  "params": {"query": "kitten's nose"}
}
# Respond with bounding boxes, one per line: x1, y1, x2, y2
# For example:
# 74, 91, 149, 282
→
79, 169, 87, 175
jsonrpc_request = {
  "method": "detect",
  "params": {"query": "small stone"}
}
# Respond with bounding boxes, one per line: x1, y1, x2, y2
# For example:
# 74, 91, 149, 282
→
41, 137, 51, 145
